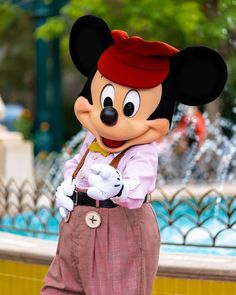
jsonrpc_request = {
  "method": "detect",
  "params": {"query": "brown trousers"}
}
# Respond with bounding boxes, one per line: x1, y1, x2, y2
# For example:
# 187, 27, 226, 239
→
41, 203, 160, 295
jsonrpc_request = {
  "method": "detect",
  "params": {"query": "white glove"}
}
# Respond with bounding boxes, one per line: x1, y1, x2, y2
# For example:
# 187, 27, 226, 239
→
55, 176, 76, 218
87, 164, 123, 201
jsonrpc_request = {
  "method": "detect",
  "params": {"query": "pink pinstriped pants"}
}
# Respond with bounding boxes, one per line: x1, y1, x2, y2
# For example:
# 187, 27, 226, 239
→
41, 203, 160, 295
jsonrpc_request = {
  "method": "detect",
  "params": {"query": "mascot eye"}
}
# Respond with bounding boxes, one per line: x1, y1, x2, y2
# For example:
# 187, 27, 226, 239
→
123, 90, 140, 117
100, 84, 115, 108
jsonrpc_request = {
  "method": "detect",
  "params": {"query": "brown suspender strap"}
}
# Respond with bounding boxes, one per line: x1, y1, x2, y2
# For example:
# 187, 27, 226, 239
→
72, 149, 90, 180
109, 150, 127, 169
71, 148, 128, 180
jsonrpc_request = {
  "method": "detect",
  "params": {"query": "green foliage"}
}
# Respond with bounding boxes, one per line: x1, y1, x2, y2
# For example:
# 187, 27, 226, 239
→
14, 109, 33, 140
35, 0, 236, 49
0, 3, 19, 32
0, 0, 236, 135
62, 0, 107, 20
200, 0, 236, 49
119, 0, 204, 45
0, 3, 34, 105
50, 0, 235, 124
36, 16, 65, 40
222, 54, 236, 121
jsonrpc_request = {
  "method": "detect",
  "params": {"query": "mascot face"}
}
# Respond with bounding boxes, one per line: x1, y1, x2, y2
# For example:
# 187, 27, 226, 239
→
74, 71, 169, 153
70, 15, 227, 153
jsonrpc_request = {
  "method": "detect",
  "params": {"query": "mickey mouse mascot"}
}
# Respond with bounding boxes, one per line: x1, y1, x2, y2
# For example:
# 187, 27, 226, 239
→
41, 15, 227, 295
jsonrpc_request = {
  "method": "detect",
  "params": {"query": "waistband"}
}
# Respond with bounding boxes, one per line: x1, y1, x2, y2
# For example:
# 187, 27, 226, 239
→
70, 191, 118, 208
70, 191, 148, 208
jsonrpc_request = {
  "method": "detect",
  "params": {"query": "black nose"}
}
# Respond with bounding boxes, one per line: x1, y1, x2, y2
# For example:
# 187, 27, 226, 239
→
100, 107, 118, 126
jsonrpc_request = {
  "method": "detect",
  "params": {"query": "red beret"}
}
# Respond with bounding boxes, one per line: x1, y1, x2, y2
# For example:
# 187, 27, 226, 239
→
98, 30, 179, 89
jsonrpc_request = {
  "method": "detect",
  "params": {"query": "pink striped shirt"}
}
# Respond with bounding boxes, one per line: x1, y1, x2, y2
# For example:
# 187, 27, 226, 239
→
63, 132, 158, 209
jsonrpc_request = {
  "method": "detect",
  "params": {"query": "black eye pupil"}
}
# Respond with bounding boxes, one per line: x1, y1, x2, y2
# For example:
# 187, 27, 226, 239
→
124, 102, 135, 117
104, 97, 113, 107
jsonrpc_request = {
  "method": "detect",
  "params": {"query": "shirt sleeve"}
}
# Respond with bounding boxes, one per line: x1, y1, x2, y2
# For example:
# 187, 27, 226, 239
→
112, 143, 158, 209
63, 132, 93, 179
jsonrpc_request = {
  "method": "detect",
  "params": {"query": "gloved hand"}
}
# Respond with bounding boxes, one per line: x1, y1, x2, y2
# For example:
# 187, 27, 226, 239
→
87, 164, 123, 201
55, 176, 76, 218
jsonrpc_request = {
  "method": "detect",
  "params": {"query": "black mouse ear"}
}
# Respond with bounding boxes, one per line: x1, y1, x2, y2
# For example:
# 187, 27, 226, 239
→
69, 15, 113, 77
171, 46, 227, 106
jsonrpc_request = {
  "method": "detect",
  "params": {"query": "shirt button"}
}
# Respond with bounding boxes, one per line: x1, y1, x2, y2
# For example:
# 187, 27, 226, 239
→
85, 211, 102, 228
92, 154, 98, 160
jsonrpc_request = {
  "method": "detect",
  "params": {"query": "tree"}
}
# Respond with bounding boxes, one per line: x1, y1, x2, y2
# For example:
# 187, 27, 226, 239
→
0, 3, 35, 109
0, 0, 235, 141
37, 0, 236, 123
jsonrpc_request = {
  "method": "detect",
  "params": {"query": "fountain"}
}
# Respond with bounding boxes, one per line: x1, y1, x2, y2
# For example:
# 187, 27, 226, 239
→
1, 105, 236, 254
156, 105, 236, 187
34, 105, 236, 190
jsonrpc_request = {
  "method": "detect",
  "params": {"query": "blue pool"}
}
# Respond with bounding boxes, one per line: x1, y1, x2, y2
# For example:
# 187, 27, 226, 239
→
1, 198, 236, 256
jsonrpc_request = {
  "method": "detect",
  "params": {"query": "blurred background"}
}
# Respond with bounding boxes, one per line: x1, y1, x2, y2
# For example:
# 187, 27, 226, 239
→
0, 0, 235, 154
0, 4, 236, 293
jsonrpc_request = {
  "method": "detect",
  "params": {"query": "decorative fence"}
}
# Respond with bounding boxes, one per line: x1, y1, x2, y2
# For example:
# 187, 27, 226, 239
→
151, 186, 236, 249
0, 178, 57, 239
0, 178, 236, 250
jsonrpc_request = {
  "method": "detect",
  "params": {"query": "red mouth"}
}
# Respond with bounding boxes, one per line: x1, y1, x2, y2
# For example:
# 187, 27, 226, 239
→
102, 137, 126, 148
